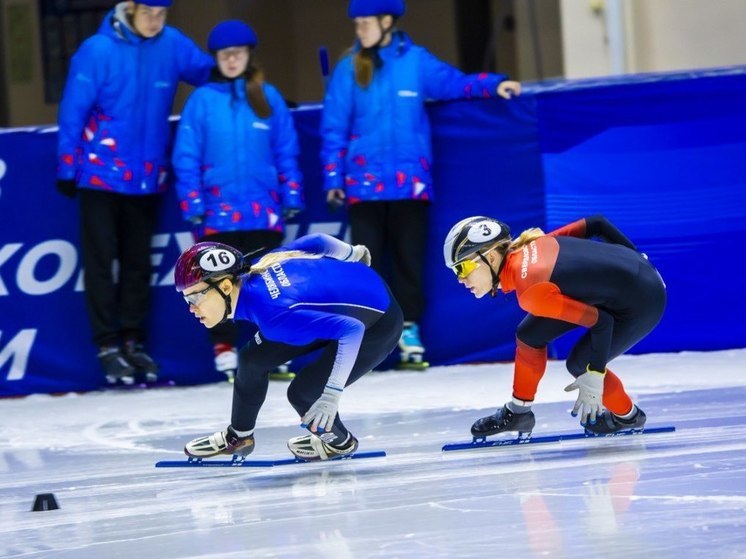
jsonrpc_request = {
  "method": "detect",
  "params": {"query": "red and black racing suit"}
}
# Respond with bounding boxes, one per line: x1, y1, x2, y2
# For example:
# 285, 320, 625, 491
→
499, 215, 667, 415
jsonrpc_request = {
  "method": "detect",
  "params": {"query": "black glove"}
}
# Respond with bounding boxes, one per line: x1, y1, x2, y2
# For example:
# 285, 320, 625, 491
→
56, 179, 77, 199
326, 189, 346, 213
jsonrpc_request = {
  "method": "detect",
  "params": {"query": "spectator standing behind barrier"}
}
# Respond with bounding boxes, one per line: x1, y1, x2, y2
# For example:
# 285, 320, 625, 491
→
442, 215, 667, 438
172, 20, 304, 381
174, 234, 402, 461
321, 0, 522, 370
56, 0, 214, 385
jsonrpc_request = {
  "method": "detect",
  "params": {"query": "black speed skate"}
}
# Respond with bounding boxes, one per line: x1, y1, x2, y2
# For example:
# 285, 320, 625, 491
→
471, 405, 536, 441
584, 406, 647, 435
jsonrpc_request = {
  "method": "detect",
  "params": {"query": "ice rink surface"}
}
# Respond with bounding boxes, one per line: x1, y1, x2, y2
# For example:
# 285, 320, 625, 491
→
2, 349, 745, 559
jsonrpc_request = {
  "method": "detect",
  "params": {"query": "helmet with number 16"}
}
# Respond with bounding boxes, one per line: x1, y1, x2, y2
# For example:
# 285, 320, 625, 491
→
174, 242, 246, 292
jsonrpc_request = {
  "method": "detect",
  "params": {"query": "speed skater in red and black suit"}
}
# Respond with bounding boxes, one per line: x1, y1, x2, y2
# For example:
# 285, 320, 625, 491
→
443, 214, 666, 437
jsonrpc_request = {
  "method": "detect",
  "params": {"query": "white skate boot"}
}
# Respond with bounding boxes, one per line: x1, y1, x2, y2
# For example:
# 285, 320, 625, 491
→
184, 426, 255, 458
287, 433, 359, 461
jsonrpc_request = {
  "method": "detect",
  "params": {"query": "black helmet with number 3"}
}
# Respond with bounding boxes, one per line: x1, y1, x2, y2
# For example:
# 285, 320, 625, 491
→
174, 242, 246, 292
443, 216, 511, 270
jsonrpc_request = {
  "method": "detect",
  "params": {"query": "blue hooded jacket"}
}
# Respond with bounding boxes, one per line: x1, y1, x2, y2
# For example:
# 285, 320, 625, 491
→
172, 77, 303, 234
321, 32, 507, 203
57, 6, 213, 195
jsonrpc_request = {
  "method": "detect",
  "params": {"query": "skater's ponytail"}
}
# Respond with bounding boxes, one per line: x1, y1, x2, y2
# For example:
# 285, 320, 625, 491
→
505, 228, 545, 253
249, 251, 323, 275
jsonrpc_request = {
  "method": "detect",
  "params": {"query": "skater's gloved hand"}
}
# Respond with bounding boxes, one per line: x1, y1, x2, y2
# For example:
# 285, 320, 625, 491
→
346, 244, 371, 266
302, 386, 342, 433
564, 367, 606, 425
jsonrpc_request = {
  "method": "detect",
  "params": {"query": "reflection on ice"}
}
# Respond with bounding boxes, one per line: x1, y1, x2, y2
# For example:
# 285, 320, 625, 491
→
1, 349, 745, 558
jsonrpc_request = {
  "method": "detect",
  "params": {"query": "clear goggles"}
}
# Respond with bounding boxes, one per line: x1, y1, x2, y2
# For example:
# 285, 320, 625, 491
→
183, 282, 217, 306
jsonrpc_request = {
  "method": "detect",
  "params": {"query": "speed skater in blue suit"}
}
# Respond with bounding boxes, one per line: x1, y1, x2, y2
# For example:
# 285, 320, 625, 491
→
174, 233, 403, 461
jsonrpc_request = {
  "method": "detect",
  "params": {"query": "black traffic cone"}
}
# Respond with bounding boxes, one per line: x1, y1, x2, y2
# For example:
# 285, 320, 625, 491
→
31, 493, 59, 511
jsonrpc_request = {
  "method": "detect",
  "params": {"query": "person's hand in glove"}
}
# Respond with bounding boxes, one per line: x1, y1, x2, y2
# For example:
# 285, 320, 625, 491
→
301, 385, 342, 433
346, 245, 371, 266
56, 179, 77, 199
564, 367, 606, 425
326, 189, 346, 212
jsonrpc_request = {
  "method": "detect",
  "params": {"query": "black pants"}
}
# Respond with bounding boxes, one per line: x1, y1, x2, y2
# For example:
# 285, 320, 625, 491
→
80, 190, 159, 347
516, 263, 667, 376
199, 230, 283, 347
230, 292, 403, 443
348, 200, 429, 322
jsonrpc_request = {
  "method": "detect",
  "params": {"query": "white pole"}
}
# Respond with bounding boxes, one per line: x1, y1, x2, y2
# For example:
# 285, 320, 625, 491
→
605, 0, 628, 74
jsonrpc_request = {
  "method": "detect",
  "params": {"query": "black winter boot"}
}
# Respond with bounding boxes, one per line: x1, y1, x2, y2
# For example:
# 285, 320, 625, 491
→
123, 340, 159, 383
98, 346, 136, 385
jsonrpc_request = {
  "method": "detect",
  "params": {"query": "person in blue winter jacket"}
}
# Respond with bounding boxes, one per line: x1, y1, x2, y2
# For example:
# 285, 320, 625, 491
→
322, 0, 521, 369
55, 0, 214, 385
173, 20, 304, 380
174, 233, 403, 461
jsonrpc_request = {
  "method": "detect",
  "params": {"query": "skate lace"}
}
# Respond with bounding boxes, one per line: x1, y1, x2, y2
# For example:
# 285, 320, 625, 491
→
497, 410, 512, 428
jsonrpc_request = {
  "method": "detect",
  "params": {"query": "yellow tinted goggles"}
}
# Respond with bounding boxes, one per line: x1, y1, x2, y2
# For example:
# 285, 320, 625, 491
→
452, 258, 480, 280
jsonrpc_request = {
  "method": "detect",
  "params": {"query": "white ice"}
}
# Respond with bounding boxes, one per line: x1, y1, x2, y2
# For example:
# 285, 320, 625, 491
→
2, 349, 745, 558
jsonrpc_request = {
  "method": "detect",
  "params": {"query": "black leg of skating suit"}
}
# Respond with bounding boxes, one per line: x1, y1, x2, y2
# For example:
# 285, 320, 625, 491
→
231, 290, 403, 443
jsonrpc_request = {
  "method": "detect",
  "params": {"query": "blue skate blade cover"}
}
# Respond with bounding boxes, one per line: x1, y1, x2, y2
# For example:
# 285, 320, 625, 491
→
442, 425, 676, 452
155, 450, 386, 468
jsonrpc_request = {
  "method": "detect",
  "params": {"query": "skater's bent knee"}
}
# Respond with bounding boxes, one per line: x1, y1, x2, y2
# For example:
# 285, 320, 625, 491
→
286, 382, 312, 413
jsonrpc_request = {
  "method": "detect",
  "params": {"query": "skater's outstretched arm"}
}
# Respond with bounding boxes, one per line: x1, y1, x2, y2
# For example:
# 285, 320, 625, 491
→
282, 233, 370, 265
548, 215, 637, 250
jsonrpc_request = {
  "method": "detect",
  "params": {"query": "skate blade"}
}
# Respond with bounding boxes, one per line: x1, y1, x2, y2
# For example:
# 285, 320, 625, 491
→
269, 371, 296, 381
396, 361, 430, 371
157, 450, 386, 468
